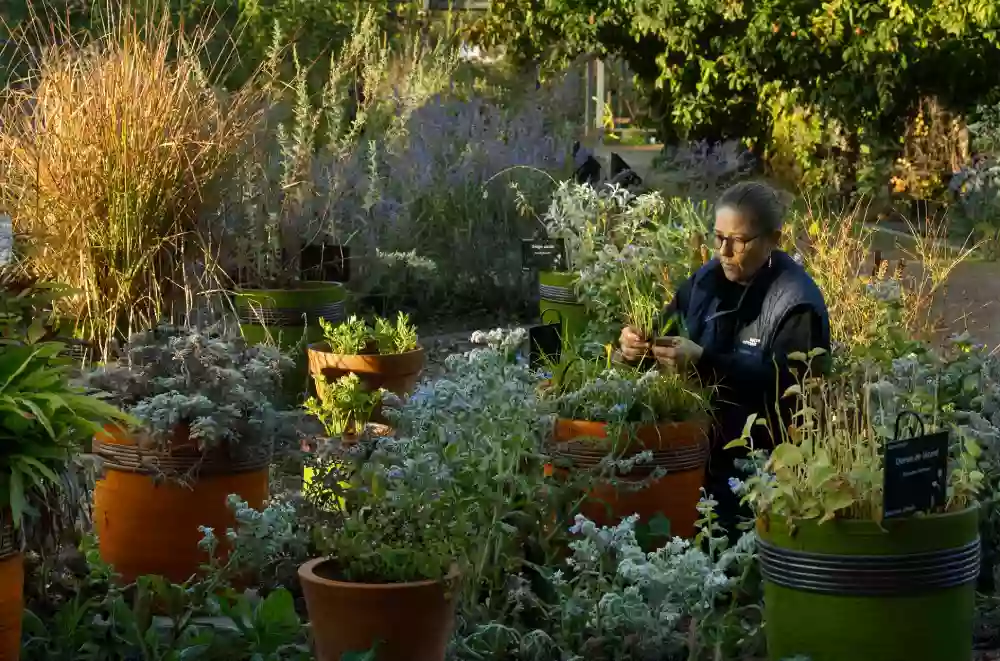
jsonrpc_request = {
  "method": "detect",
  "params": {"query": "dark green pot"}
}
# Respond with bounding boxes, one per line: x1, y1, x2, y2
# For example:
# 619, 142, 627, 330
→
758, 508, 979, 661
538, 271, 590, 340
234, 283, 347, 402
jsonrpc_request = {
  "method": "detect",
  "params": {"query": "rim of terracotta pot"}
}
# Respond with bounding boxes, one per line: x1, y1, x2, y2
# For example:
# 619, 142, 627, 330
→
299, 556, 443, 590
554, 416, 710, 436
307, 343, 425, 360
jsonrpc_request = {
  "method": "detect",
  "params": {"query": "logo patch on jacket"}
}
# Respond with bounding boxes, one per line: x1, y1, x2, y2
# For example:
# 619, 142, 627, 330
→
742, 337, 761, 347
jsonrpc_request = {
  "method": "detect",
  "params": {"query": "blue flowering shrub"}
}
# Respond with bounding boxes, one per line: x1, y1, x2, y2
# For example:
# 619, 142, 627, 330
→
220, 9, 578, 316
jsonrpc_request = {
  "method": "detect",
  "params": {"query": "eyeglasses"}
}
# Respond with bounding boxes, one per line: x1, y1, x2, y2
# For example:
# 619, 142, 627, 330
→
714, 232, 761, 255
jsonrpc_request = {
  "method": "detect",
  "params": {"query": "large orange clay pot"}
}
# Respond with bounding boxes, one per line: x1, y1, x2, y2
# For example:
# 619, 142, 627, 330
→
299, 557, 454, 661
0, 523, 22, 661
93, 425, 270, 583
306, 343, 425, 397
552, 417, 709, 539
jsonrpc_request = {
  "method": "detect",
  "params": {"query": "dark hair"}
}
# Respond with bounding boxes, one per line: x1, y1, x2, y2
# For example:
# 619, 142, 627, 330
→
716, 181, 785, 234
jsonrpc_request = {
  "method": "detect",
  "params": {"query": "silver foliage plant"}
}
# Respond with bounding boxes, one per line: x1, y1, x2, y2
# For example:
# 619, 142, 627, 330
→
82, 324, 303, 457
213, 329, 763, 658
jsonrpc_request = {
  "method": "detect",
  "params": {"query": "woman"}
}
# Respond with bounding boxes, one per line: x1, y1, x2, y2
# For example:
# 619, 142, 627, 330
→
619, 181, 831, 534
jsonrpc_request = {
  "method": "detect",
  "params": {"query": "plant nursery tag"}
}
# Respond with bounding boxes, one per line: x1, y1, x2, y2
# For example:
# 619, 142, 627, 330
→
883, 431, 949, 519
300, 243, 351, 283
521, 238, 567, 272
529, 322, 562, 370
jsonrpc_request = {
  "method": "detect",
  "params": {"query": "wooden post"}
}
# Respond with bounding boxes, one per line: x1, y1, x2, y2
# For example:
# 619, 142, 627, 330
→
583, 58, 592, 136
594, 58, 605, 132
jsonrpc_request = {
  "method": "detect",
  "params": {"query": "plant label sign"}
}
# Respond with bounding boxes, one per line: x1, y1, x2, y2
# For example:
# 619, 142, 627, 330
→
521, 239, 567, 272
883, 431, 948, 519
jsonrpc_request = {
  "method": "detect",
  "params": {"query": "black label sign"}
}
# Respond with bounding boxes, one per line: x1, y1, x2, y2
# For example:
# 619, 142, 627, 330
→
300, 244, 351, 283
883, 431, 948, 519
521, 239, 567, 272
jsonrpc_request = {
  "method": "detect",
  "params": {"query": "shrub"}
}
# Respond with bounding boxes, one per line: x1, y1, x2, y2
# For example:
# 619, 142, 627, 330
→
478, 0, 1000, 188
219, 9, 576, 314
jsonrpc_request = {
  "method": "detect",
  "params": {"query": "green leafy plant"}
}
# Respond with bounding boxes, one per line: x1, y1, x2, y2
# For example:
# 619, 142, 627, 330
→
319, 316, 371, 355
726, 349, 984, 525
319, 312, 419, 356
0, 298, 133, 526
304, 373, 384, 438
82, 324, 303, 462
22, 531, 311, 660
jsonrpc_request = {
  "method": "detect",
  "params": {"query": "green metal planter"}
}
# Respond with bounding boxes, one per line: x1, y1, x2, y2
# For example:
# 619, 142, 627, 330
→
538, 271, 589, 340
758, 507, 980, 661
234, 283, 347, 402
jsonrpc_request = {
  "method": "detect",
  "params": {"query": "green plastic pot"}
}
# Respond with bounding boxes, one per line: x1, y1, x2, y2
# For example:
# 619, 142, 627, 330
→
234, 282, 347, 402
538, 271, 589, 339
758, 507, 979, 661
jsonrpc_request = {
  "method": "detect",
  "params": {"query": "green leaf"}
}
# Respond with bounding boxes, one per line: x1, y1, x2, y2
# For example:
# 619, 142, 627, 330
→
771, 443, 804, 469
8, 469, 25, 527
18, 456, 60, 485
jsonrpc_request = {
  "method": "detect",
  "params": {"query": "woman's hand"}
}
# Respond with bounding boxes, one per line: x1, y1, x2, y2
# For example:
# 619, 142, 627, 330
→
618, 326, 650, 362
652, 336, 704, 370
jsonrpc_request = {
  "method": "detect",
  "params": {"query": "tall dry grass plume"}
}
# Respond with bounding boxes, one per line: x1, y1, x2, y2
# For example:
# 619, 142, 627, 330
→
0, 6, 262, 354
786, 198, 975, 348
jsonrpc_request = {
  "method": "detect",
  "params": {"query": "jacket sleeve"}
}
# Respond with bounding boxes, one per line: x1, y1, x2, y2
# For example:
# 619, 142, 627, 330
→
695, 305, 825, 396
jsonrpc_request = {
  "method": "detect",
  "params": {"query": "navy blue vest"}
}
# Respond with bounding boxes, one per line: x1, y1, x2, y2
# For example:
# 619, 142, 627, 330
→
680, 251, 830, 363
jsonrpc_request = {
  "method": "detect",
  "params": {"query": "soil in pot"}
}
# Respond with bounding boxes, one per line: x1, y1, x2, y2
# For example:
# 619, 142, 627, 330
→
92, 425, 270, 583
552, 418, 710, 539
299, 557, 455, 661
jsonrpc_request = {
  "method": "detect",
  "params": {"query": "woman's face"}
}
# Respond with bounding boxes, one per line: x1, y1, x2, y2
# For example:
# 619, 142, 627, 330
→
713, 205, 779, 284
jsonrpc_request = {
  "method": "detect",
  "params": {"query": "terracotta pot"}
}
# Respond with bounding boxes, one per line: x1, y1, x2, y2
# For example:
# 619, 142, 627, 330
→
552, 417, 710, 539
307, 343, 425, 397
0, 525, 22, 661
92, 425, 270, 583
299, 557, 455, 661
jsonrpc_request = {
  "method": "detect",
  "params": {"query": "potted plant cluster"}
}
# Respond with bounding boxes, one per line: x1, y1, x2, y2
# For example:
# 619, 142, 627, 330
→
307, 312, 424, 398
542, 348, 712, 539
0, 286, 132, 659
296, 327, 553, 661
728, 350, 984, 661
82, 323, 304, 583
